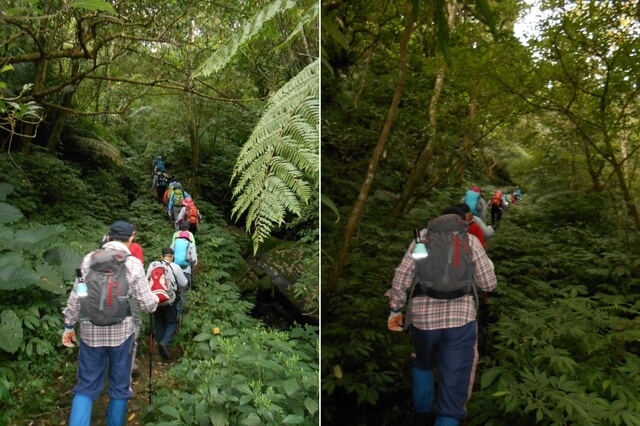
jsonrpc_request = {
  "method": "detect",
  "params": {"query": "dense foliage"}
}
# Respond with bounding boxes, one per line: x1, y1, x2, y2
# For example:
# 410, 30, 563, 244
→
321, 0, 640, 424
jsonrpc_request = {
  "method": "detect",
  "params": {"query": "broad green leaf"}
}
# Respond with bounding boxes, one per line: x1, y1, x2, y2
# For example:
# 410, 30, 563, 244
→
34, 263, 66, 294
69, 0, 115, 13
160, 405, 181, 420
209, 409, 228, 426
283, 377, 301, 395
0, 64, 13, 73
12, 225, 65, 250
240, 413, 261, 426
0, 202, 23, 224
304, 397, 318, 415
43, 247, 83, 281
282, 414, 305, 424
0, 183, 14, 200
0, 310, 23, 353
0, 265, 39, 290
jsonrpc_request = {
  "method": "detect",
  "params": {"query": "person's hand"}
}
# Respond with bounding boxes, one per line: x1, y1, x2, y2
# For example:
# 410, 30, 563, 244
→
62, 327, 76, 347
388, 310, 403, 332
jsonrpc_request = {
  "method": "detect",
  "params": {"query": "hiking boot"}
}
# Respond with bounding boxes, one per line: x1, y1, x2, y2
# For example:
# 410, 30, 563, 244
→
158, 343, 170, 360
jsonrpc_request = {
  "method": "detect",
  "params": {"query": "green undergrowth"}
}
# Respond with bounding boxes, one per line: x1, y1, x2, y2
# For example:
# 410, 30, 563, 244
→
0, 149, 319, 424
143, 283, 319, 425
321, 192, 640, 425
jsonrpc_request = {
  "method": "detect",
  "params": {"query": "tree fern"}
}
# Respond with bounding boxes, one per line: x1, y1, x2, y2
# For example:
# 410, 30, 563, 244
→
231, 60, 319, 254
71, 136, 121, 163
198, 0, 298, 75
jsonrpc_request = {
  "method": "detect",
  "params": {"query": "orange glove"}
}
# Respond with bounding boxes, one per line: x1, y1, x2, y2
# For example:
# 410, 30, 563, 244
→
62, 327, 76, 347
388, 310, 403, 332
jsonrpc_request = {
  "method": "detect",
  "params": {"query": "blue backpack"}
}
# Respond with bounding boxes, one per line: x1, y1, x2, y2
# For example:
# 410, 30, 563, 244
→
154, 159, 165, 173
173, 236, 191, 266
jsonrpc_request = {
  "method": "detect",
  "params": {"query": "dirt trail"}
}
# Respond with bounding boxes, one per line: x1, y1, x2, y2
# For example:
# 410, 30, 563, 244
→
24, 345, 178, 426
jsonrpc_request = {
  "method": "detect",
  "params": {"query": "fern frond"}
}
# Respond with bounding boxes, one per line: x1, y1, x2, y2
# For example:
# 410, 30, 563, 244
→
198, 0, 297, 75
72, 136, 121, 163
231, 60, 319, 254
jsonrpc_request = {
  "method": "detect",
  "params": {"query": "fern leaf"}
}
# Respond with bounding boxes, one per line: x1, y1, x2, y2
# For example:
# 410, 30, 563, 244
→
231, 60, 319, 255
72, 136, 121, 162
199, 0, 297, 75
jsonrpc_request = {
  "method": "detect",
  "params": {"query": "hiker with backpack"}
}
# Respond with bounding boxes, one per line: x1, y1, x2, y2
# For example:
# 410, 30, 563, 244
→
99, 230, 145, 372
146, 247, 188, 361
171, 226, 198, 287
175, 197, 201, 234
62, 221, 160, 426
386, 207, 497, 426
167, 185, 191, 225
461, 186, 487, 223
490, 190, 507, 228
152, 156, 165, 174
152, 169, 169, 203
457, 203, 487, 249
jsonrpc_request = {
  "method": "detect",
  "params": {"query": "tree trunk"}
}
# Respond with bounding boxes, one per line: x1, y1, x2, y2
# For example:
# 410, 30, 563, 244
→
390, 60, 445, 219
455, 93, 477, 185
325, 7, 414, 295
47, 61, 80, 152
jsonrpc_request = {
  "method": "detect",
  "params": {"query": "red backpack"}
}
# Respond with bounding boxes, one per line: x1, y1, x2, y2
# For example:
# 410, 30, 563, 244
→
148, 262, 176, 306
491, 192, 503, 207
186, 204, 199, 225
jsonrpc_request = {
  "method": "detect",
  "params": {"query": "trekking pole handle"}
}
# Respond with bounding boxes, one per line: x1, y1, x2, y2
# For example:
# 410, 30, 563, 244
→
413, 228, 421, 243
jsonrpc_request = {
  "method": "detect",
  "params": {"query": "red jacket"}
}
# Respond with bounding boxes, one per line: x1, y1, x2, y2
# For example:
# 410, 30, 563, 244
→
129, 242, 145, 265
468, 222, 486, 249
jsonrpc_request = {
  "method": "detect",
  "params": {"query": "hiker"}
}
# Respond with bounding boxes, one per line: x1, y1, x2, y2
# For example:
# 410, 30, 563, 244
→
457, 203, 486, 249
170, 227, 198, 287
514, 187, 522, 202
146, 248, 188, 361
151, 169, 169, 203
100, 229, 144, 371
152, 156, 165, 174
167, 185, 191, 224
461, 186, 487, 223
490, 190, 507, 228
62, 221, 159, 426
386, 207, 497, 426
175, 197, 201, 234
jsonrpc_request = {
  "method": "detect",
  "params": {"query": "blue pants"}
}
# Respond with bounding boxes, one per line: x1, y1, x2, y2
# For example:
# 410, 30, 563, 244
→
155, 303, 179, 347
410, 321, 477, 421
73, 334, 135, 400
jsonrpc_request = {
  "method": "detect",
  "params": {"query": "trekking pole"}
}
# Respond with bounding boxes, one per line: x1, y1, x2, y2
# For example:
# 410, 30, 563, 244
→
148, 313, 153, 404
481, 291, 488, 356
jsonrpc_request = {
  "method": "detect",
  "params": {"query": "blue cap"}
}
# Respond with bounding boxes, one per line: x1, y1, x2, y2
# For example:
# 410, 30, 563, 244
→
108, 221, 135, 239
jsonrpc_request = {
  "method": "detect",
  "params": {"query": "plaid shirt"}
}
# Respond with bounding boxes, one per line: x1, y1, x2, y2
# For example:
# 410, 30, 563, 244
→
385, 230, 497, 330
63, 241, 159, 347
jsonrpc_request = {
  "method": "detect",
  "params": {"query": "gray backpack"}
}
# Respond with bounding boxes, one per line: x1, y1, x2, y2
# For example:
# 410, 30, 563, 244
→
79, 249, 131, 326
413, 214, 476, 299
